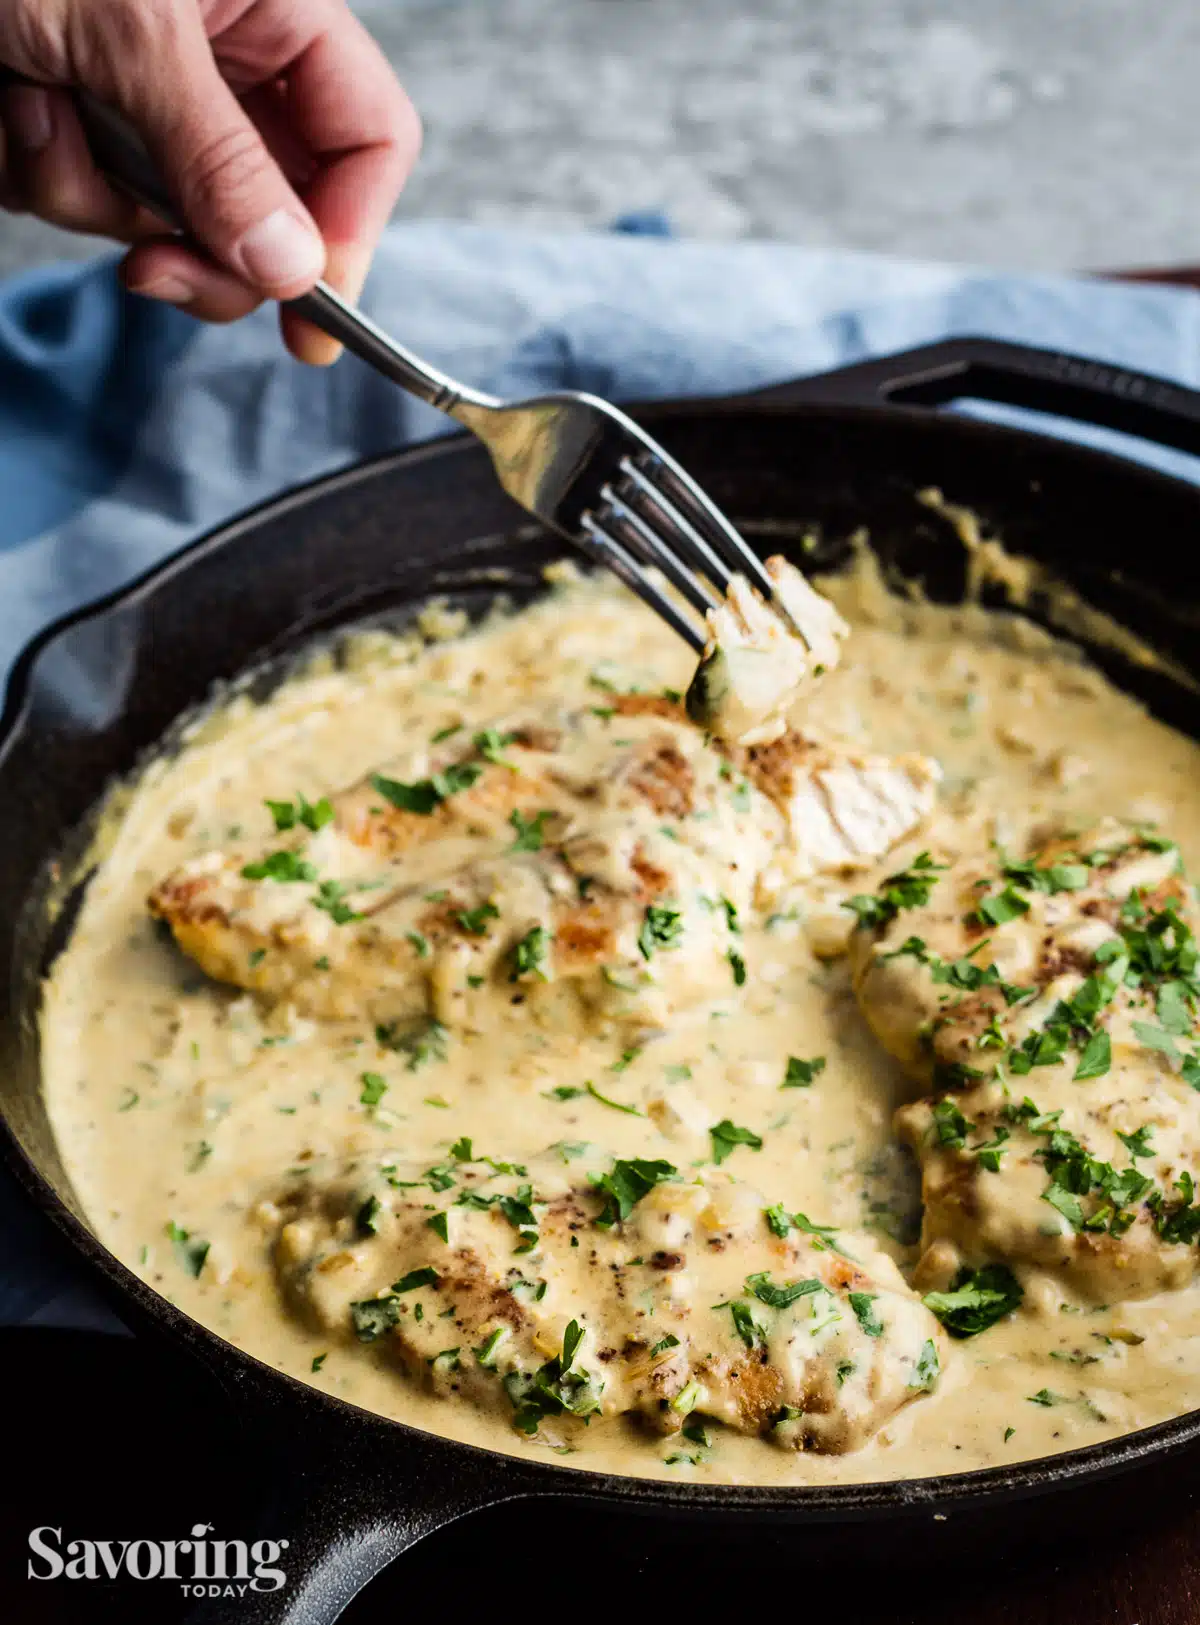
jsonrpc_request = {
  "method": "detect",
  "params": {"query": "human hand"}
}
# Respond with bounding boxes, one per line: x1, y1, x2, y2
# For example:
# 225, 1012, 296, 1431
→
0, 0, 421, 362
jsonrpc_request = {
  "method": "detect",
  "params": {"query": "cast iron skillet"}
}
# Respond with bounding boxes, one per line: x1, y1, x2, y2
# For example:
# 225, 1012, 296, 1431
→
8, 337, 1200, 1623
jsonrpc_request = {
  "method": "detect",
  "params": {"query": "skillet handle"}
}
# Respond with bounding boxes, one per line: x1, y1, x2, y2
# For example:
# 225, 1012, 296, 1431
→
181, 1396, 537, 1625
728, 336, 1200, 458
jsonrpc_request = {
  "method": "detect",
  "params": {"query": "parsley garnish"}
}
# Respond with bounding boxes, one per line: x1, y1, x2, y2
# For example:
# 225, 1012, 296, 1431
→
376, 1017, 449, 1071
510, 924, 552, 982
350, 1296, 401, 1342
509, 809, 553, 852
370, 762, 483, 816
359, 1071, 388, 1107
745, 1272, 822, 1309
241, 850, 317, 883
848, 1292, 884, 1337
729, 1301, 767, 1348
782, 1055, 825, 1088
709, 1118, 763, 1165
727, 949, 747, 986
312, 879, 361, 925
923, 1264, 1023, 1338
426, 1212, 450, 1242
638, 904, 684, 960
506, 1319, 599, 1432
909, 1340, 940, 1391
165, 1220, 209, 1278
844, 852, 945, 931
457, 901, 499, 936
266, 794, 333, 833
591, 1157, 677, 1227
393, 1267, 441, 1293
585, 1079, 642, 1115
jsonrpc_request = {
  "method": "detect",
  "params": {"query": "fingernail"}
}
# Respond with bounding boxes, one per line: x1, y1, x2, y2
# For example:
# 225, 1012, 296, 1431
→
130, 274, 194, 306
6, 87, 53, 154
235, 209, 324, 290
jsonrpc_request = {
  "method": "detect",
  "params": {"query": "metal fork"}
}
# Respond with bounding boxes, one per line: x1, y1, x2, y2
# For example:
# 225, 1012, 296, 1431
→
41, 81, 780, 653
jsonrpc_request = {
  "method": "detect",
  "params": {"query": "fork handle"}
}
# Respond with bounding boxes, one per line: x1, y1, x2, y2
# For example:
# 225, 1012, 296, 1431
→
0, 66, 497, 414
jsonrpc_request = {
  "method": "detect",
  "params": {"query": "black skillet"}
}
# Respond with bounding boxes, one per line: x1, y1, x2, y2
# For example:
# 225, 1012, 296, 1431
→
7, 337, 1200, 1623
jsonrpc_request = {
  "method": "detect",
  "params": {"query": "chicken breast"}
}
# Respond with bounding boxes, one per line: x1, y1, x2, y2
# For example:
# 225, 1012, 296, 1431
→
686, 555, 850, 746
848, 820, 1200, 1301
150, 694, 940, 1039
270, 1147, 943, 1453
737, 729, 942, 881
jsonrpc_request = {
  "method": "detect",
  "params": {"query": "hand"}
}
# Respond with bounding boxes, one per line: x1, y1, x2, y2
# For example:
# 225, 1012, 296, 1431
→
0, 0, 421, 362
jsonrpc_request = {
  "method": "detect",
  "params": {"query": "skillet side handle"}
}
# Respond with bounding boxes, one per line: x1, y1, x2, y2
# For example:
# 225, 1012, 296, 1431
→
182, 1402, 537, 1625
720, 337, 1200, 457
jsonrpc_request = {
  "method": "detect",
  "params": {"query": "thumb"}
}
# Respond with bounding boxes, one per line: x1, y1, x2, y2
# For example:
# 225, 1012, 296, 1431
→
113, 18, 326, 299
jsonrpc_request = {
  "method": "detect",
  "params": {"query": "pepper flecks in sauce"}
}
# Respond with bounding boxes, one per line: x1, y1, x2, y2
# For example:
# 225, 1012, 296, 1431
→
41, 563, 1200, 1485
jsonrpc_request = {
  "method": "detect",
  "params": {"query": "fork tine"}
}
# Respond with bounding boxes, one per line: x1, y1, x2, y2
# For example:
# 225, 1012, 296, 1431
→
628, 446, 775, 600
617, 457, 737, 592
577, 515, 706, 653
595, 485, 721, 618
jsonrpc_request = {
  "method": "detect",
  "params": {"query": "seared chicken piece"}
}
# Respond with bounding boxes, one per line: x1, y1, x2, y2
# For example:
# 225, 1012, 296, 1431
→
848, 820, 1200, 1302
738, 729, 942, 880
271, 1149, 943, 1452
150, 703, 777, 1038
150, 691, 939, 1038
686, 555, 850, 746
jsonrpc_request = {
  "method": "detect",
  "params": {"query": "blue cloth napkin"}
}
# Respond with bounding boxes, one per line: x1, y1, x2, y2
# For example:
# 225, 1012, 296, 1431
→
4, 219, 1200, 1334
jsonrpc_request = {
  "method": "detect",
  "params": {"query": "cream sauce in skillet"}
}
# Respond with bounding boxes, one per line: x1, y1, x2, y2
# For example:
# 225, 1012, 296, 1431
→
42, 560, 1200, 1486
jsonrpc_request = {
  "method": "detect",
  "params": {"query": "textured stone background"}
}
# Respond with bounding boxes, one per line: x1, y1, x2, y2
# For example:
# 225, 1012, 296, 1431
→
1, 0, 1199, 276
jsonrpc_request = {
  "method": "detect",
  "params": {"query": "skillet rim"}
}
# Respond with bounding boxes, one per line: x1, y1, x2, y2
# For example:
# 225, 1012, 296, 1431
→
7, 394, 1200, 1519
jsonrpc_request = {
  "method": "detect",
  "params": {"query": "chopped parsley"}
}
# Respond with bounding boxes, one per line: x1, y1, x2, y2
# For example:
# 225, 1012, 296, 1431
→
1028, 1388, 1062, 1407
241, 850, 317, 883
843, 852, 945, 931
312, 879, 361, 925
376, 1017, 449, 1071
506, 1319, 599, 1432
456, 901, 500, 936
782, 1055, 825, 1088
745, 1272, 823, 1309
370, 762, 483, 816
848, 1292, 884, 1338
359, 1071, 388, 1107
909, 1339, 940, 1392
729, 1301, 767, 1349
923, 1264, 1023, 1338
638, 904, 684, 960
266, 793, 333, 833
650, 1334, 681, 1358
591, 1157, 677, 1227
165, 1220, 209, 1278
973, 884, 1031, 927
585, 1080, 642, 1115
509, 809, 553, 852
709, 1118, 763, 1165
355, 1195, 382, 1236
510, 924, 552, 982
727, 949, 747, 986
311, 1353, 328, 1372
426, 1212, 450, 1243
393, 1267, 441, 1293
350, 1296, 401, 1342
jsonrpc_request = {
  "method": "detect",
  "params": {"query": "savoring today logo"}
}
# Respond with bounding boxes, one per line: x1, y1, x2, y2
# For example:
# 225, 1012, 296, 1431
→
27, 1522, 290, 1598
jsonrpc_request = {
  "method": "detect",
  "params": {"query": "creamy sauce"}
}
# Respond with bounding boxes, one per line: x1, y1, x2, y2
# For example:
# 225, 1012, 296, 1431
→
42, 564, 1200, 1487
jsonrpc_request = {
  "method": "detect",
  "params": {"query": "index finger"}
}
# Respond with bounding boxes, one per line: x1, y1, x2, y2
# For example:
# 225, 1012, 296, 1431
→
268, 12, 421, 362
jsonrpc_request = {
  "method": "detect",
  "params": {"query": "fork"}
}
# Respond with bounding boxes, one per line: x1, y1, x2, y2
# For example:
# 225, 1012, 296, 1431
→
24, 78, 785, 653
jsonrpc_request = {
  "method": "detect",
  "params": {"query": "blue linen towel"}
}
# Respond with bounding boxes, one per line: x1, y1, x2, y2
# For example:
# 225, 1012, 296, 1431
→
3, 219, 1200, 1334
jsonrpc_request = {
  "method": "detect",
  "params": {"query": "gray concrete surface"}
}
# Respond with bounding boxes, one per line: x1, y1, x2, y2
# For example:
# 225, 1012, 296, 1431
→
1, 0, 1199, 277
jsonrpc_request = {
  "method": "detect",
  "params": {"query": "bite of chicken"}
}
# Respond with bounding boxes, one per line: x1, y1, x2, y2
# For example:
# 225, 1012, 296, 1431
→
686, 555, 850, 746
270, 1148, 944, 1452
